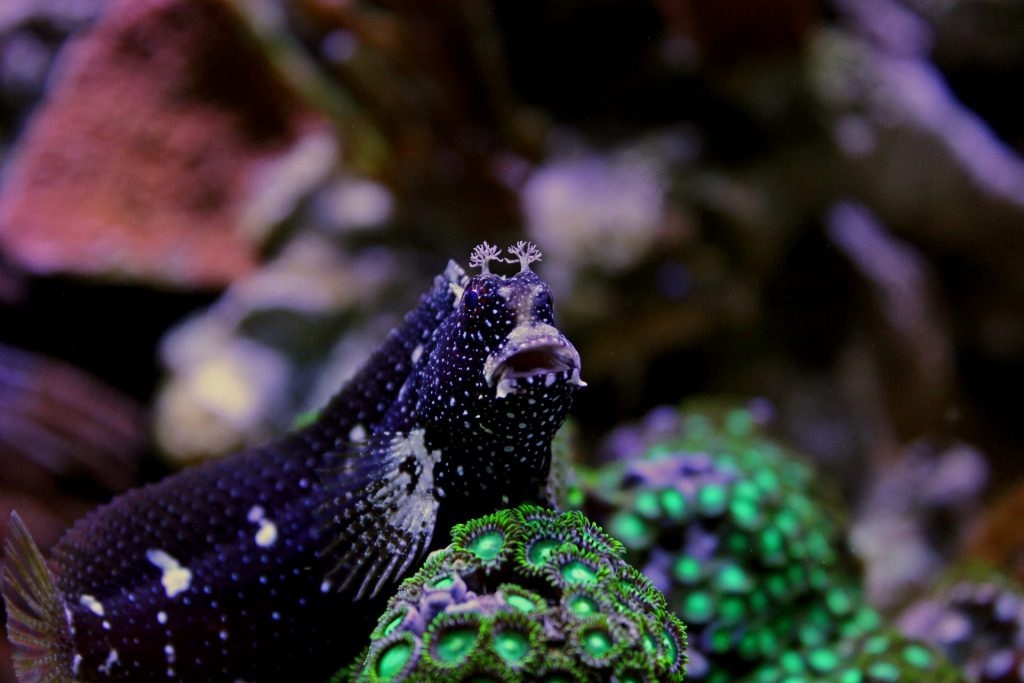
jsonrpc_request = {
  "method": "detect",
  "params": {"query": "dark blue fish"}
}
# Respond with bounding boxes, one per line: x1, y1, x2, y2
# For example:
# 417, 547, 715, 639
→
2, 242, 584, 683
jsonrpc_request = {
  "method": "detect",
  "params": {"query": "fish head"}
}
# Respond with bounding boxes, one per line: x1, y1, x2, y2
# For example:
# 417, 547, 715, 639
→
478, 268, 584, 402
416, 243, 584, 461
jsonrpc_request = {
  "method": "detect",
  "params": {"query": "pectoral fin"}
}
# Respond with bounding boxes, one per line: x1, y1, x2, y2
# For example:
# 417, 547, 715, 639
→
317, 429, 441, 600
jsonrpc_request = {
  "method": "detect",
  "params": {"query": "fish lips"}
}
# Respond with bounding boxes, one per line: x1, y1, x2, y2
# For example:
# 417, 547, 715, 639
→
483, 323, 585, 399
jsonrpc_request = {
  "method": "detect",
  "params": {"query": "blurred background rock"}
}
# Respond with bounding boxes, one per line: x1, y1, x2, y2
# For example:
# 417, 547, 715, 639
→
1, 0, 1023, 680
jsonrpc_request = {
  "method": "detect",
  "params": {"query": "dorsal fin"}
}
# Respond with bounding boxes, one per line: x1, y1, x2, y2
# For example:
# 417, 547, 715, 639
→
3, 512, 74, 683
298, 260, 467, 448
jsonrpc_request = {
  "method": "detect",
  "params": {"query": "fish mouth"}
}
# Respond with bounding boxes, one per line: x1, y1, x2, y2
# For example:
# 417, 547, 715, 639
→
484, 324, 585, 399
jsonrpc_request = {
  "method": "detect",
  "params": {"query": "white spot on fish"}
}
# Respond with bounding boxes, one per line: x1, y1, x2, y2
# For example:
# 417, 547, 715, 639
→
245, 505, 279, 548
411, 344, 424, 364
255, 519, 278, 548
79, 594, 104, 616
164, 643, 175, 664
146, 549, 192, 598
102, 620, 111, 630
157, 611, 168, 625
320, 580, 332, 593
98, 648, 119, 674
72, 654, 82, 675
349, 424, 367, 442
220, 630, 229, 641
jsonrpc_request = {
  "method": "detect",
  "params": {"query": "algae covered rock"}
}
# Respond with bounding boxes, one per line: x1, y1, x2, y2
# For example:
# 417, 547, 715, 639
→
343, 505, 687, 682
898, 568, 1024, 682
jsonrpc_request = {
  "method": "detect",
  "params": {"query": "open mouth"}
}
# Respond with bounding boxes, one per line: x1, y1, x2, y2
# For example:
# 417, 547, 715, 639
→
484, 325, 585, 399
501, 345, 574, 377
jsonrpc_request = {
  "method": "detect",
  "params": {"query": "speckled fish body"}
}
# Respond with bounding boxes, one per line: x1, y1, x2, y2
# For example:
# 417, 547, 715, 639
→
2, 243, 584, 683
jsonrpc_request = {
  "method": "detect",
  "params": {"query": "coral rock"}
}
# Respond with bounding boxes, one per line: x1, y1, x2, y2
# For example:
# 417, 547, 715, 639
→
0, 0, 326, 288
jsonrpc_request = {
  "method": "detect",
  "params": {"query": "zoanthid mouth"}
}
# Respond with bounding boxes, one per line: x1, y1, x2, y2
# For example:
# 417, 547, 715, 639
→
484, 324, 585, 399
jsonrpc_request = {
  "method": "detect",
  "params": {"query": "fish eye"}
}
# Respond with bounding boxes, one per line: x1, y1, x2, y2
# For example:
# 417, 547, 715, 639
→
463, 289, 479, 310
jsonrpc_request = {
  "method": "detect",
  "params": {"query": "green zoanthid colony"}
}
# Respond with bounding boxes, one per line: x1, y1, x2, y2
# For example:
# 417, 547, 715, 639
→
578, 402, 963, 683
340, 506, 687, 682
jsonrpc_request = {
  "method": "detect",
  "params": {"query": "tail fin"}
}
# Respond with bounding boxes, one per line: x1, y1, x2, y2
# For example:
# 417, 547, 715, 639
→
3, 512, 73, 683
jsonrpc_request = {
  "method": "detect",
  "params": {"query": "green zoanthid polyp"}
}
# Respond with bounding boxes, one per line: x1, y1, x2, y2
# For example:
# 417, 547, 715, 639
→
339, 505, 687, 682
